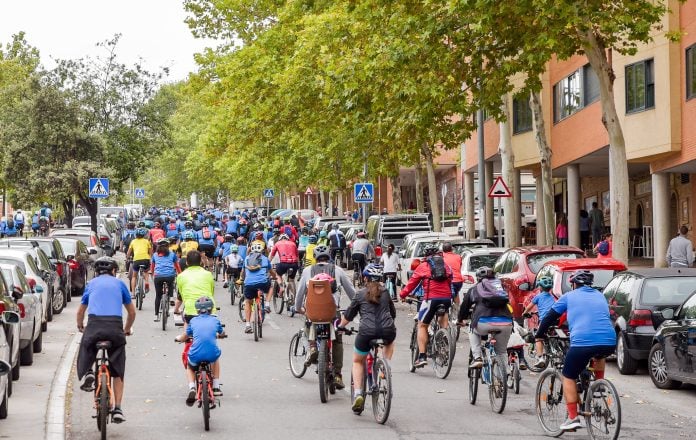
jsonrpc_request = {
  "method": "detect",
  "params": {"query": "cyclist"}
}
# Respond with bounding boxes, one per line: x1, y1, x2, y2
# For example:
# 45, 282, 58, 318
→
179, 231, 199, 270
379, 244, 401, 300
236, 236, 248, 261
197, 222, 217, 270
441, 243, 464, 304
294, 245, 356, 389
149, 221, 166, 244
521, 275, 557, 369
298, 227, 310, 263
13, 210, 25, 236
317, 230, 329, 247
457, 266, 513, 369
175, 250, 216, 340
241, 241, 273, 333
304, 235, 318, 267
399, 243, 452, 368
3, 217, 18, 237
281, 218, 298, 243
269, 234, 299, 294
338, 264, 396, 414
31, 211, 39, 236
182, 220, 195, 238
126, 228, 153, 295
350, 232, 374, 275
184, 296, 225, 404
165, 217, 181, 239
151, 239, 181, 322
328, 224, 347, 262
535, 269, 615, 432
121, 222, 137, 255
225, 215, 239, 237
76, 256, 135, 424
222, 244, 243, 288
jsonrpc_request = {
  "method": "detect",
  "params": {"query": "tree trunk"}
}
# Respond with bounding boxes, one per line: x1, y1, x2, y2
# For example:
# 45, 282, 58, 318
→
337, 189, 344, 215
582, 32, 628, 263
80, 196, 99, 235
422, 143, 442, 232
390, 174, 403, 214
499, 95, 521, 247
62, 199, 74, 228
319, 190, 326, 215
414, 158, 424, 212
530, 91, 555, 246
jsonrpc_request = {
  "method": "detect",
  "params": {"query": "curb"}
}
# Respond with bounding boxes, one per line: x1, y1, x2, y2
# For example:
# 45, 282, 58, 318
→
45, 331, 81, 440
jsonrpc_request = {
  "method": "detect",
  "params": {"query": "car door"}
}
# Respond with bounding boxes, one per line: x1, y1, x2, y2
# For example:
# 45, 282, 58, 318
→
672, 294, 696, 378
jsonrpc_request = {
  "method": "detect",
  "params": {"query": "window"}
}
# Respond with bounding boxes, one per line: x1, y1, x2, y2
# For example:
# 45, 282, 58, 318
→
625, 59, 655, 113
513, 94, 533, 134
687, 45, 696, 99
553, 64, 599, 123
583, 65, 600, 105
526, 252, 582, 274
680, 292, 696, 319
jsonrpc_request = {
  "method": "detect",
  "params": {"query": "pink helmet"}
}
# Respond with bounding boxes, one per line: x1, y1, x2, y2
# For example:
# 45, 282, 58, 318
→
311, 273, 334, 283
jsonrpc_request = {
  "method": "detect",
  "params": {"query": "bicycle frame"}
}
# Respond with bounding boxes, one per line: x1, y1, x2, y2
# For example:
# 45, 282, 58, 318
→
195, 364, 215, 406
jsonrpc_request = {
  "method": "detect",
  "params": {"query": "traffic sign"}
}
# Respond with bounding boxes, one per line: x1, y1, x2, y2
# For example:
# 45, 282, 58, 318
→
487, 176, 512, 198
264, 189, 275, 199
135, 188, 145, 199
305, 187, 313, 195
354, 182, 374, 203
88, 178, 109, 199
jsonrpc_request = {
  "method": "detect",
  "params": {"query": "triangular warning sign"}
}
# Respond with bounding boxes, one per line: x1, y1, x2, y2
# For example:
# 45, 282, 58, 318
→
305, 187, 313, 195
487, 176, 512, 198
91, 179, 108, 196
356, 185, 371, 201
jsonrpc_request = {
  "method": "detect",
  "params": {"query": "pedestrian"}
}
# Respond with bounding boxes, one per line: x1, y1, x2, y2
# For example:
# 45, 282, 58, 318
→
556, 214, 568, 246
579, 210, 590, 251
594, 233, 613, 259
352, 209, 359, 223
589, 202, 604, 246
665, 225, 694, 268
332, 206, 339, 216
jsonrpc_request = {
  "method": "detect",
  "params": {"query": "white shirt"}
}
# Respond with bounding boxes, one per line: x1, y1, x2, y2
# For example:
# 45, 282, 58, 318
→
380, 252, 400, 273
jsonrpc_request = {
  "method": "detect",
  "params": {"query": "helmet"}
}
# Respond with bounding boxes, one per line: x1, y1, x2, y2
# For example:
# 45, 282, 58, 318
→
183, 231, 195, 240
332, 224, 339, 230
94, 256, 118, 275
157, 238, 169, 247
236, 236, 246, 244
319, 230, 327, 238
362, 263, 383, 281
168, 236, 178, 244
137, 221, 146, 228
536, 276, 554, 290
356, 231, 366, 238
185, 221, 193, 228
475, 266, 495, 281
224, 234, 233, 242
313, 245, 330, 261
136, 228, 147, 237
214, 227, 221, 233
42, 202, 48, 208
308, 235, 318, 244
423, 243, 440, 257
194, 296, 214, 314
311, 272, 334, 283
279, 233, 289, 241
250, 242, 264, 253
568, 270, 594, 287
230, 244, 239, 253
302, 227, 309, 234
127, 221, 135, 229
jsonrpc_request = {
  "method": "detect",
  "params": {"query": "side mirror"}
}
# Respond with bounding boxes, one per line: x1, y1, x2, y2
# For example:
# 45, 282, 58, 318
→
88, 248, 98, 255
12, 286, 23, 300
2, 311, 20, 324
518, 282, 531, 291
661, 308, 675, 320
0, 360, 10, 376
34, 285, 44, 294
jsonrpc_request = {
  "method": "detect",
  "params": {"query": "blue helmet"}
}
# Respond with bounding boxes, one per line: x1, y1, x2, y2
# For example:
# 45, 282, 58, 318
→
536, 276, 553, 290
362, 264, 383, 281
135, 228, 147, 237
183, 231, 195, 240
194, 296, 214, 314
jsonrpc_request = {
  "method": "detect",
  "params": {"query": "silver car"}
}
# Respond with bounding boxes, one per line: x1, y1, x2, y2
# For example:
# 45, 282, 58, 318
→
0, 310, 20, 419
50, 228, 103, 262
0, 249, 51, 331
0, 264, 43, 365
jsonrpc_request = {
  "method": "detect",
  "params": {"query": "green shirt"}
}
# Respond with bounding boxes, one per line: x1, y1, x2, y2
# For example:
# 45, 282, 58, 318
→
176, 266, 215, 316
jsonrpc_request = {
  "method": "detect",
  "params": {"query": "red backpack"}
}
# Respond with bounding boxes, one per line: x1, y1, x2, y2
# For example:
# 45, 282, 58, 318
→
168, 223, 177, 231
202, 227, 211, 240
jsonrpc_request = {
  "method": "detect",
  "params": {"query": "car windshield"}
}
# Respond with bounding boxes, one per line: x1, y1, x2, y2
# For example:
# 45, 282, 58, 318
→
0, 258, 25, 274
561, 270, 616, 292
452, 242, 492, 253
526, 253, 581, 274
37, 243, 53, 258
640, 277, 696, 306
468, 254, 502, 271
1, 268, 12, 284
57, 240, 76, 254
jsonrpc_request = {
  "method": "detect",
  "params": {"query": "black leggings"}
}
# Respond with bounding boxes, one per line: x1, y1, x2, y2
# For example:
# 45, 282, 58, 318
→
154, 276, 176, 315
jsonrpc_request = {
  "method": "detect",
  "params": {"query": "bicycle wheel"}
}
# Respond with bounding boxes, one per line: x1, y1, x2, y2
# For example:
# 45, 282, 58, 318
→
288, 332, 308, 378
585, 379, 621, 440
229, 283, 236, 306
97, 372, 108, 439
468, 362, 479, 405
273, 283, 285, 314
507, 360, 521, 395
432, 329, 453, 379
372, 358, 392, 424
318, 342, 329, 403
257, 302, 263, 339
535, 368, 566, 437
408, 325, 418, 373
201, 373, 210, 431
160, 296, 168, 331
136, 274, 144, 311
286, 281, 296, 312
525, 341, 545, 373
238, 298, 245, 322
488, 358, 507, 413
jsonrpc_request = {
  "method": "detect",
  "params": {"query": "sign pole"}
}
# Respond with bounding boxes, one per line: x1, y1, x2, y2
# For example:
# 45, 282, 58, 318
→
497, 196, 502, 247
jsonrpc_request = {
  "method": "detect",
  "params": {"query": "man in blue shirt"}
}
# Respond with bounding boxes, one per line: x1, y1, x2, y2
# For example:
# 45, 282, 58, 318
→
76, 257, 136, 424
522, 276, 557, 369
535, 270, 615, 432
241, 242, 274, 334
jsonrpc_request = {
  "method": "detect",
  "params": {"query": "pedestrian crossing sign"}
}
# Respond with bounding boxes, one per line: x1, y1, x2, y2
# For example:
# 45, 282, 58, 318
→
354, 182, 374, 203
264, 189, 275, 199
88, 178, 109, 199
135, 188, 145, 199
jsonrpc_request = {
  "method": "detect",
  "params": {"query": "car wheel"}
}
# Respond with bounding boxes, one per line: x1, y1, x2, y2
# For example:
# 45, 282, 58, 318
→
616, 332, 638, 375
0, 378, 8, 419
649, 343, 681, 389
33, 326, 43, 353
20, 340, 34, 366
46, 296, 54, 322
52, 288, 65, 315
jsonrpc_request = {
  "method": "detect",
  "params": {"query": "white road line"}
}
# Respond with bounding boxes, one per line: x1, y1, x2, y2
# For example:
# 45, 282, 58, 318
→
45, 331, 81, 440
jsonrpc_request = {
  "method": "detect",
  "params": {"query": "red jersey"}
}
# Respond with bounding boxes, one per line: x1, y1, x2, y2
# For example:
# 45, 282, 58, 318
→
149, 228, 165, 243
400, 256, 453, 300
270, 240, 299, 263
442, 251, 463, 283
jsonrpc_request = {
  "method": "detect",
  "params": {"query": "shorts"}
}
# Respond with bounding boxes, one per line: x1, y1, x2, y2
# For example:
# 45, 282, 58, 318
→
77, 316, 127, 379
562, 345, 615, 380
451, 282, 463, 299
131, 260, 150, 273
187, 354, 220, 369
275, 262, 298, 278
243, 281, 270, 300
184, 314, 197, 324
417, 298, 452, 325
226, 267, 241, 279
198, 244, 215, 258
354, 329, 396, 355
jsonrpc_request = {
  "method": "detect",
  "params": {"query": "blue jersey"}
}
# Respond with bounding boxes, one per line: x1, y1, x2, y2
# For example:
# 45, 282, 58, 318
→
226, 220, 238, 235
243, 254, 271, 285
151, 252, 178, 277
198, 228, 217, 245
552, 286, 615, 347
82, 275, 132, 317
532, 291, 556, 321
237, 244, 248, 261
186, 314, 223, 364
219, 242, 234, 258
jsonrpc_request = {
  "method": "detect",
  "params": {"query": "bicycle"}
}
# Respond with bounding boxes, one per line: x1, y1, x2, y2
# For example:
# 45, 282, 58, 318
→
343, 328, 393, 424
288, 326, 310, 378
315, 320, 340, 403
228, 273, 241, 306
159, 280, 171, 331
239, 287, 265, 341
406, 297, 455, 379
334, 249, 343, 268
135, 267, 145, 311
506, 346, 522, 395
93, 341, 116, 440
273, 268, 297, 315
467, 328, 508, 413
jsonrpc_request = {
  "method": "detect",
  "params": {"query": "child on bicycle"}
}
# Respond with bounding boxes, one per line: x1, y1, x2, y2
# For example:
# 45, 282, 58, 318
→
521, 275, 556, 369
184, 296, 225, 405
222, 244, 243, 288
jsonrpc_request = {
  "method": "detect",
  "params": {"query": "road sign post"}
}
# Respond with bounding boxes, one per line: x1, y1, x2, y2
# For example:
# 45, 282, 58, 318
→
487, 176, 512, 247
263, 189, 274, 217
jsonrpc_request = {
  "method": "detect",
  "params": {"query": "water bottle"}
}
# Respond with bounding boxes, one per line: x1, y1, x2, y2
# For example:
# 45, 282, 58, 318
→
482, 363, 490, 383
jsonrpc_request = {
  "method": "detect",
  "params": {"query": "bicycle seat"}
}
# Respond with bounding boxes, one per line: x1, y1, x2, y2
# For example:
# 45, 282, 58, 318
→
369, 339, 385, 348
96, 341, 112, 350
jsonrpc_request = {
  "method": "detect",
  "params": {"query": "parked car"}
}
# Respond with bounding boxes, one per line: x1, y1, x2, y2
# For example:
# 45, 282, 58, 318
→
55, 238, 94, 297
0, 308, 20, 418
0, 248, 53, 326
448, 238, 496, 253
50, 228, 103, 261
0, 271, 21, 386
460, 248, 507, 294
401, 232, 450, 256
493, 246, 585, 319
71, 218, 115, 256
366, 214, 432, 251
602, 268, 696, 375
314, 216, 347, 232
648, 290, 696, 389
22, 246, 64, 317
0, 264, 43, 366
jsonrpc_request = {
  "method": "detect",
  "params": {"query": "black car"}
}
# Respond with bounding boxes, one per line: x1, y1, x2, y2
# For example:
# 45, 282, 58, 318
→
649, 291, 696, 389
55, 238, 94, 297
602, 268, 696, 374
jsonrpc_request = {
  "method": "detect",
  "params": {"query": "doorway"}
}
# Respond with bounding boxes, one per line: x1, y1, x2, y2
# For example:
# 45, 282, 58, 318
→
670, 193, 679, 235
636, 203, 644, 230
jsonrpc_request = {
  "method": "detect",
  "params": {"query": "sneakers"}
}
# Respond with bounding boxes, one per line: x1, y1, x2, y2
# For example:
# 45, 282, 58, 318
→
352, 395, 365, 414
213, 387, 223, 396
154, 315, 160, 322
560, 417, 582, 431
469, 357, 484, 369
414, 356, 428, 368
111, 407, 125, 423
533, 358, 547, 370
186, 388, 196, 406
305, 347, 318, 366
80, 371, 95, 392
244, 325, 253, 334
223, 282, 229, 288
264, 305, 271, 314
334, 374, 345, 390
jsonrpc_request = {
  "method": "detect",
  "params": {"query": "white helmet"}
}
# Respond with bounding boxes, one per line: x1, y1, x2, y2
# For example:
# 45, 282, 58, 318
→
250, 242, 264, 253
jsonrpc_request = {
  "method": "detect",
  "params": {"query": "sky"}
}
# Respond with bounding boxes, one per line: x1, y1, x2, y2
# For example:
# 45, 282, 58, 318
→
0, 0, 216, 81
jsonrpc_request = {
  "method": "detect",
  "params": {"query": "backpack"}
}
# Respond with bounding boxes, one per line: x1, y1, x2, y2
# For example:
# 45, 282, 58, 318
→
168, 223, 177, 232
427, 255, 449, 281
330, 233, 347, 249
478, 278, 509, 308
310, 263, 338, 293
14, 213, 23, 223
246, 252, 263, 271
283, 225, 293, 237
122, 230, 136, 249
201, 226, 211, 240
597, 240, 609, 256
305, 278, 337, 322
40, 207, 48, 218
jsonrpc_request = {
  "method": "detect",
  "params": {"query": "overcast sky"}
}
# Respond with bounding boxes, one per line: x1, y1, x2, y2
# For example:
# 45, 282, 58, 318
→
0, 0, 216, 81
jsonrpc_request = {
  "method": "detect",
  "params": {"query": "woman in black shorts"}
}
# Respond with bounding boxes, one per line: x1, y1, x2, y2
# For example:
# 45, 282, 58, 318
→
339, 263, 396, 414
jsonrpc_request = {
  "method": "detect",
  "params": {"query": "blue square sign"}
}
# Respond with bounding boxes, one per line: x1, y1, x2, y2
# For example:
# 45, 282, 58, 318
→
88, 178, 109, 199
354, 182, 374, 203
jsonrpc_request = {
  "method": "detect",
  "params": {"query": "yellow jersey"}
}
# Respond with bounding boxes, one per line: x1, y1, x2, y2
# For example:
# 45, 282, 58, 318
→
180, 240, 199, 257
129, 238, 152, 261
304, 243, 317, 267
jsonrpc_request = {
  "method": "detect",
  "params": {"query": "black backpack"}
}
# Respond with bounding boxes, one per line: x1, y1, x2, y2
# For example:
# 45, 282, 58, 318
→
330, 233, 346, 249
427, 255, 449, 281
311, 263, 338, 292
6, 219, 14, 229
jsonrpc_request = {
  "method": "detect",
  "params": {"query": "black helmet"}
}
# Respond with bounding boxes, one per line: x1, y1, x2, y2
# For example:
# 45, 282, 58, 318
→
423, 243, 440, 257
475, 266, 495, 281
313, 245, 331, 261
569, 270, 594, 287
95, 256, 118, 275
185, 221, 193, 228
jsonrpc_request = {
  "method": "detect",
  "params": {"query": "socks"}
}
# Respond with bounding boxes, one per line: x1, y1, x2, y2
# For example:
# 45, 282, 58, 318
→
213, 379, 220, 388
353, 389, 362, 398
566, 402, 578, 419
419, 353, 426, 359
188, 382, 195, 390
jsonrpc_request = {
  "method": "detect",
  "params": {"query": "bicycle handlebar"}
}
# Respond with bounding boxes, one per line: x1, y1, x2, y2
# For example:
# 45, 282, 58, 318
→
336, 326, 356, 335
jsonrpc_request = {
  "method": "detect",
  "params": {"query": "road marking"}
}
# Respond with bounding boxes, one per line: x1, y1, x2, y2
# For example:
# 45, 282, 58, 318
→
46, 330, 81, 440
267, 317, 281, 330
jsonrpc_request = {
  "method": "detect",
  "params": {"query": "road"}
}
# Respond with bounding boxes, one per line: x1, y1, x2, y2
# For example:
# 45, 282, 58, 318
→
4, 267, 696, 439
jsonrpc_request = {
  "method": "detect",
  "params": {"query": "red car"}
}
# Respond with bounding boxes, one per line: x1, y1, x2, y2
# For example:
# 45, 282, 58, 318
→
493, 246, 585, 319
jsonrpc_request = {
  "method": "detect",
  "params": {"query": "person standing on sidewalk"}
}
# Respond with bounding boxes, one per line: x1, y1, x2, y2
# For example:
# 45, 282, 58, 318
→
666, 225, 694, 268
579, 210, 591, 252
589, 202, 604, 246
556, 214, 568, 245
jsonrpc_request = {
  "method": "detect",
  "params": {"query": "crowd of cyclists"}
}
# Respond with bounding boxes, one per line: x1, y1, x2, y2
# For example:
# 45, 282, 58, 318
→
74, 204, 619, 435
